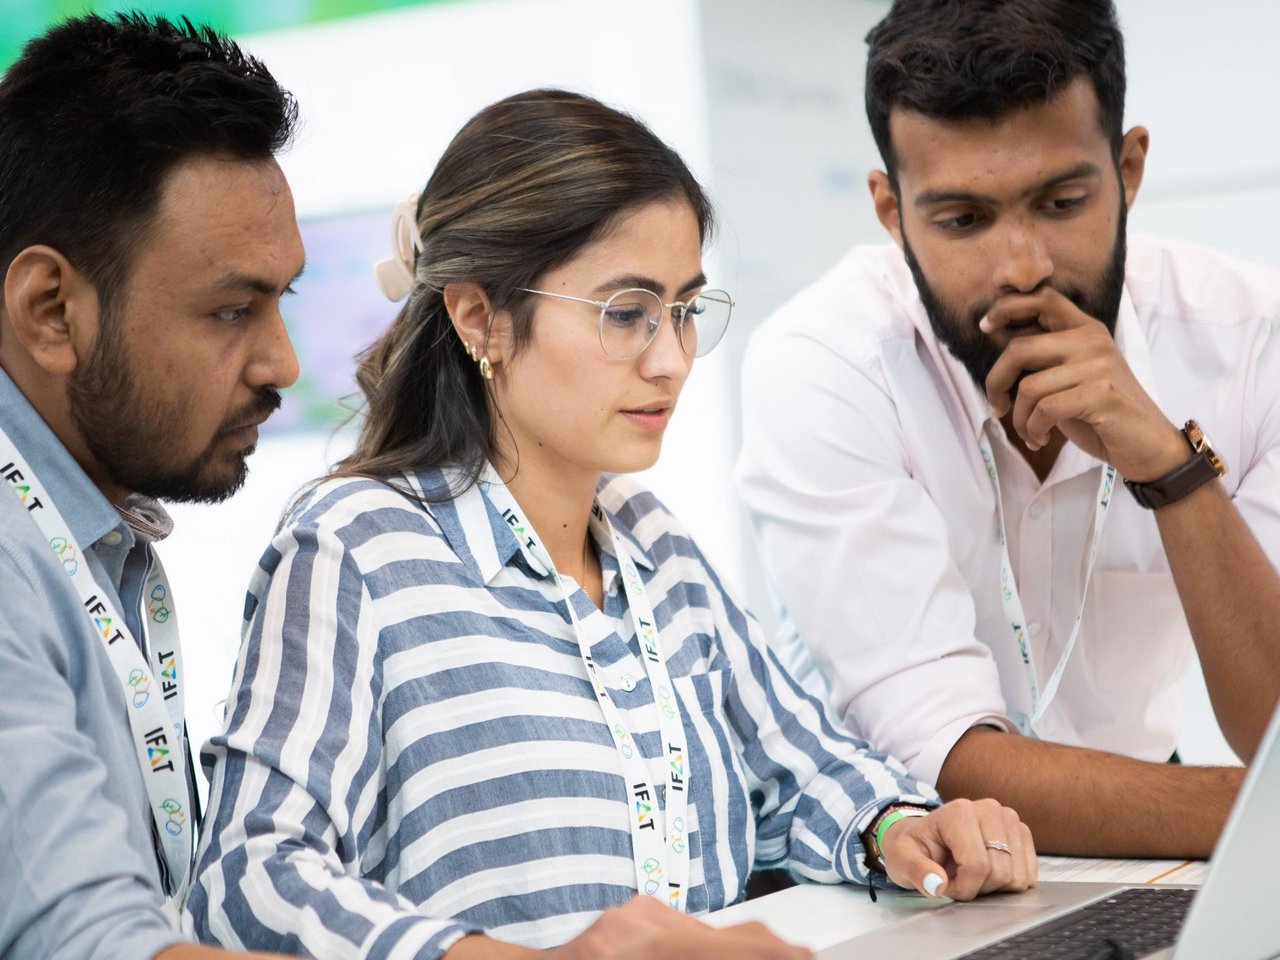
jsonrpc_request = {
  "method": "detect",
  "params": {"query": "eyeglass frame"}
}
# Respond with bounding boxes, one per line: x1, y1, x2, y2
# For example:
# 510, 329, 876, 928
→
517, 286, 735, 360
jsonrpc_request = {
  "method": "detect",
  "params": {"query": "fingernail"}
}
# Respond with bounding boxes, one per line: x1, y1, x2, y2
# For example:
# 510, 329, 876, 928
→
979, 316, 993, 333
924, 872, 945, 897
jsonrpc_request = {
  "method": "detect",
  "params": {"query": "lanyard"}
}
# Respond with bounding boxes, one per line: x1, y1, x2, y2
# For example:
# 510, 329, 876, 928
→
978, 432, 1116, 736
480, 471, 692, 911
0, 429, 192, 912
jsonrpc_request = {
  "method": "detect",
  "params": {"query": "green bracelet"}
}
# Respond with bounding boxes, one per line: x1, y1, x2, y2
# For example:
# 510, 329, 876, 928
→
873, 806, 930, 861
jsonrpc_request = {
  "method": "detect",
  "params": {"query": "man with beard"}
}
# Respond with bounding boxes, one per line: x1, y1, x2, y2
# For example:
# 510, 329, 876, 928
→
0, 13, 304, 960
737, 0, 1280, 858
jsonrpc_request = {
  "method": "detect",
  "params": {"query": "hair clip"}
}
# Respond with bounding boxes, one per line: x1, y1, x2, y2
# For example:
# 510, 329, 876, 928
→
373, 192, 422, 302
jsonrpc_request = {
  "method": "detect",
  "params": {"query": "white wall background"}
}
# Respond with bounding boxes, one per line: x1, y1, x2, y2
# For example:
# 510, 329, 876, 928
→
164, 0, 1277, 773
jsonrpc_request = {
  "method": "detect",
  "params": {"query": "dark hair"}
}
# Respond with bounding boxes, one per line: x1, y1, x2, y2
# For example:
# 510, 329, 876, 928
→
0, 12, 297, 316
865, 0, 1126, 182
337, 88, 714, 494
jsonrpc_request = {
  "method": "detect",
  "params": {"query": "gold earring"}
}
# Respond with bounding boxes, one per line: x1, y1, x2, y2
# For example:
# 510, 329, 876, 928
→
466, 341, 478, 361
479, 356, 494, 381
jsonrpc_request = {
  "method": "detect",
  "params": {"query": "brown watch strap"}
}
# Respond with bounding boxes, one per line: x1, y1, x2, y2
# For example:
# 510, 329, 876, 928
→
1123, 421, 1226, 510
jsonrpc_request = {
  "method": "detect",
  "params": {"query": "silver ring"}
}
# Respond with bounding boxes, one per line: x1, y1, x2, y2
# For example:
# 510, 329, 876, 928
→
985, 840, 1013, 854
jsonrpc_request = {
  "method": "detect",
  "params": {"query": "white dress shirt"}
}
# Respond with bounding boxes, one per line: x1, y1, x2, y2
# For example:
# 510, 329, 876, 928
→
735, 234, 1280, 785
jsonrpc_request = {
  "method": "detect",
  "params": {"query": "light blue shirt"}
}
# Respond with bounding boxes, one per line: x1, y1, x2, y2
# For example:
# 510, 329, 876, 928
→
0, 370, 183, 960
191, 467, 939, 957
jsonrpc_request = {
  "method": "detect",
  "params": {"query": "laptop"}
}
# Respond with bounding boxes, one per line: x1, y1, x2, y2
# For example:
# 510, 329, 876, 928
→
818, 701, 1280, 960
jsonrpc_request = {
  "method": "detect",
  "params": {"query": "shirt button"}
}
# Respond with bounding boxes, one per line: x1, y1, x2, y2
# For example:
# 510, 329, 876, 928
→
1028, 621, 1042, 637
1028, 502, 1045, 521
620, 676, 637, 692
101, 530, 123, 546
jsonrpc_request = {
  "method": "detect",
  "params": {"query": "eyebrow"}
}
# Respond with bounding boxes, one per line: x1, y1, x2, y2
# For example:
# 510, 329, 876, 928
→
913, 162, 1104, 208
592, 271, 708, 299
212, 260, 307, 296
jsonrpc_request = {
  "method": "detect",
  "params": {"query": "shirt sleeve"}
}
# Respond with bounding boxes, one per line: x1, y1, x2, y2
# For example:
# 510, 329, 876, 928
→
735, 323, 1013, 786
0, 545, 184, 960
690, 533, 941, 887
188, 507, 478, 959
1230, 316, 1280, 567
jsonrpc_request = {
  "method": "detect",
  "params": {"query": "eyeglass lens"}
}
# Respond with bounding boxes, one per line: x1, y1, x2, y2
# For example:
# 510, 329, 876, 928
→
598, 289, 732, 360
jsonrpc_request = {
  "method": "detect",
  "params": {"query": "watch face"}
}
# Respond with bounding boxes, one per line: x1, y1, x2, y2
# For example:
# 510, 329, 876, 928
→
1185, 420, 1227, 477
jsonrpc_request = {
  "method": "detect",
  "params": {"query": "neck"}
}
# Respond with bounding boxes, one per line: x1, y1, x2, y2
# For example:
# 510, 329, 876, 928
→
494, 449, 599, 585
1000, 414, 1068, 483
0, 353, 131, 506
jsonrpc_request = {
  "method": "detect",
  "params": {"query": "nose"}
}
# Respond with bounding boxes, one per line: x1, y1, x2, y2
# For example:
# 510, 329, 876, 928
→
637, 308, 693, 381
248, 306, 300, 390
992, 221, 1053, 294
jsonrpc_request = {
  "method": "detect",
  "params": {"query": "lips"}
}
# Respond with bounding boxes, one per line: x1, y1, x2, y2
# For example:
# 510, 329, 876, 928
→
620, 402, 674, 431
222, 413, 271, 435
221, 389, 283, 437
1001, 317, 1046, 339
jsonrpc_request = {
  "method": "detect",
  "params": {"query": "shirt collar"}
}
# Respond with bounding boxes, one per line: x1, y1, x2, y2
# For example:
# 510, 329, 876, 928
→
0, 367, 138, 550
593, 489, 657, 573
419, 466, 655, 587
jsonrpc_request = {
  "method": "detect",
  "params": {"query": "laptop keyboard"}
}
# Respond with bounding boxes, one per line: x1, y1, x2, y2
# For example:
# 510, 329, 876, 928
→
957, 887, 1195, 959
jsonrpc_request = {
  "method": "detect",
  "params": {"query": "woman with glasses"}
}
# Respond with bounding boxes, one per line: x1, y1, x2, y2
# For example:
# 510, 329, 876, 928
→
190, 89, 1035, 960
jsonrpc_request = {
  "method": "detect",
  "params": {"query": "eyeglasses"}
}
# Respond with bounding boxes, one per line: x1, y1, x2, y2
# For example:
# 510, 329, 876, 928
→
518, 286, 735, 360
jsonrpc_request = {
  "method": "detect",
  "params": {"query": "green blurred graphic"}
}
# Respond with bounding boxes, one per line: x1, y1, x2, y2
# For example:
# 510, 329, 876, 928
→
0, 0, 449, 72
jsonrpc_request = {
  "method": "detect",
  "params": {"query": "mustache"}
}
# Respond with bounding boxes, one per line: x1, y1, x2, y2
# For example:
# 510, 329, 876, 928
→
219, 387, 283, 434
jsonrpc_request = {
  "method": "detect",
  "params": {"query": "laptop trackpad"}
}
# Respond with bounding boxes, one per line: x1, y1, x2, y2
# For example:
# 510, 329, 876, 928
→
818, 901, 1056, 960
895, 900, 1049, 935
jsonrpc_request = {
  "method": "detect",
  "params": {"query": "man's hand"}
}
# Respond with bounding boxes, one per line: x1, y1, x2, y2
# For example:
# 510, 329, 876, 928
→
982, 287, 1187, 481
445, 896, 811, 960
878, 798, 1036, 901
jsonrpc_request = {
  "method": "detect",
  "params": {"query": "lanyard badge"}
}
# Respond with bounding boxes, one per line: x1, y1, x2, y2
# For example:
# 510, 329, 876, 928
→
0, 430, 193, 913
978, 432, 1115, 735
482, 472, 692, 911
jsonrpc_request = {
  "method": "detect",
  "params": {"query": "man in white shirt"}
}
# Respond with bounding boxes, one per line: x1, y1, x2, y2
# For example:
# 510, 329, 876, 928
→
736, 0, 1280, 858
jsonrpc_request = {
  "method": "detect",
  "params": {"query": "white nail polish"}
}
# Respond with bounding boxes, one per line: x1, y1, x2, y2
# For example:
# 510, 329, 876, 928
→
924, 872, 944, 897
979, 316, 993, 333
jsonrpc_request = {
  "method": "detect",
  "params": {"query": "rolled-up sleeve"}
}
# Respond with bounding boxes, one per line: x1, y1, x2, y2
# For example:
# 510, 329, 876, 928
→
189, 505, 477, 959
1231, 317, 1280, 568
735, 323, 1012, 786
691, 539, 940, 886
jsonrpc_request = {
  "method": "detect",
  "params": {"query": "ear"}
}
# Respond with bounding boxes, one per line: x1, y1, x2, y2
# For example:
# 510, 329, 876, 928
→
3, 245, 98, 377
868, 170, 905, 249
1117, 125, 1149, 211
443, 281, 510, 364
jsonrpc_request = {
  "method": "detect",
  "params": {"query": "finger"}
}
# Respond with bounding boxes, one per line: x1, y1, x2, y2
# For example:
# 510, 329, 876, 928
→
883, 836, 951, 900
614, 894, 696, 931
1010, 357, 1115, 448
985, 321, 1117, 420
697, 921, 813, 959
1022, 382, 1101, 450
972, 801, 1016, 895
1022, 820, 1039, 888
981, 287, 1098, 335
928, 801, 990, 902
984, 334, 1078, 417
1000, 806, 1031, 892
1006, 362, 1090, 447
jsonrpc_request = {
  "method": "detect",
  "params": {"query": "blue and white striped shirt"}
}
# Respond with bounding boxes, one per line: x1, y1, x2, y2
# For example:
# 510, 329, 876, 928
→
190, 468, 937, 957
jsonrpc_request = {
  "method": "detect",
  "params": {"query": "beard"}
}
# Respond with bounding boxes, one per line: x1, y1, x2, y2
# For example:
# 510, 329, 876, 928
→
903, 206, 1128, 396
66, 320, 281, 505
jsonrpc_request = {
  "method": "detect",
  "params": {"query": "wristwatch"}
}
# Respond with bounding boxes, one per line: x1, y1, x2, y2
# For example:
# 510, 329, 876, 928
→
1123, 420, 1227, 510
